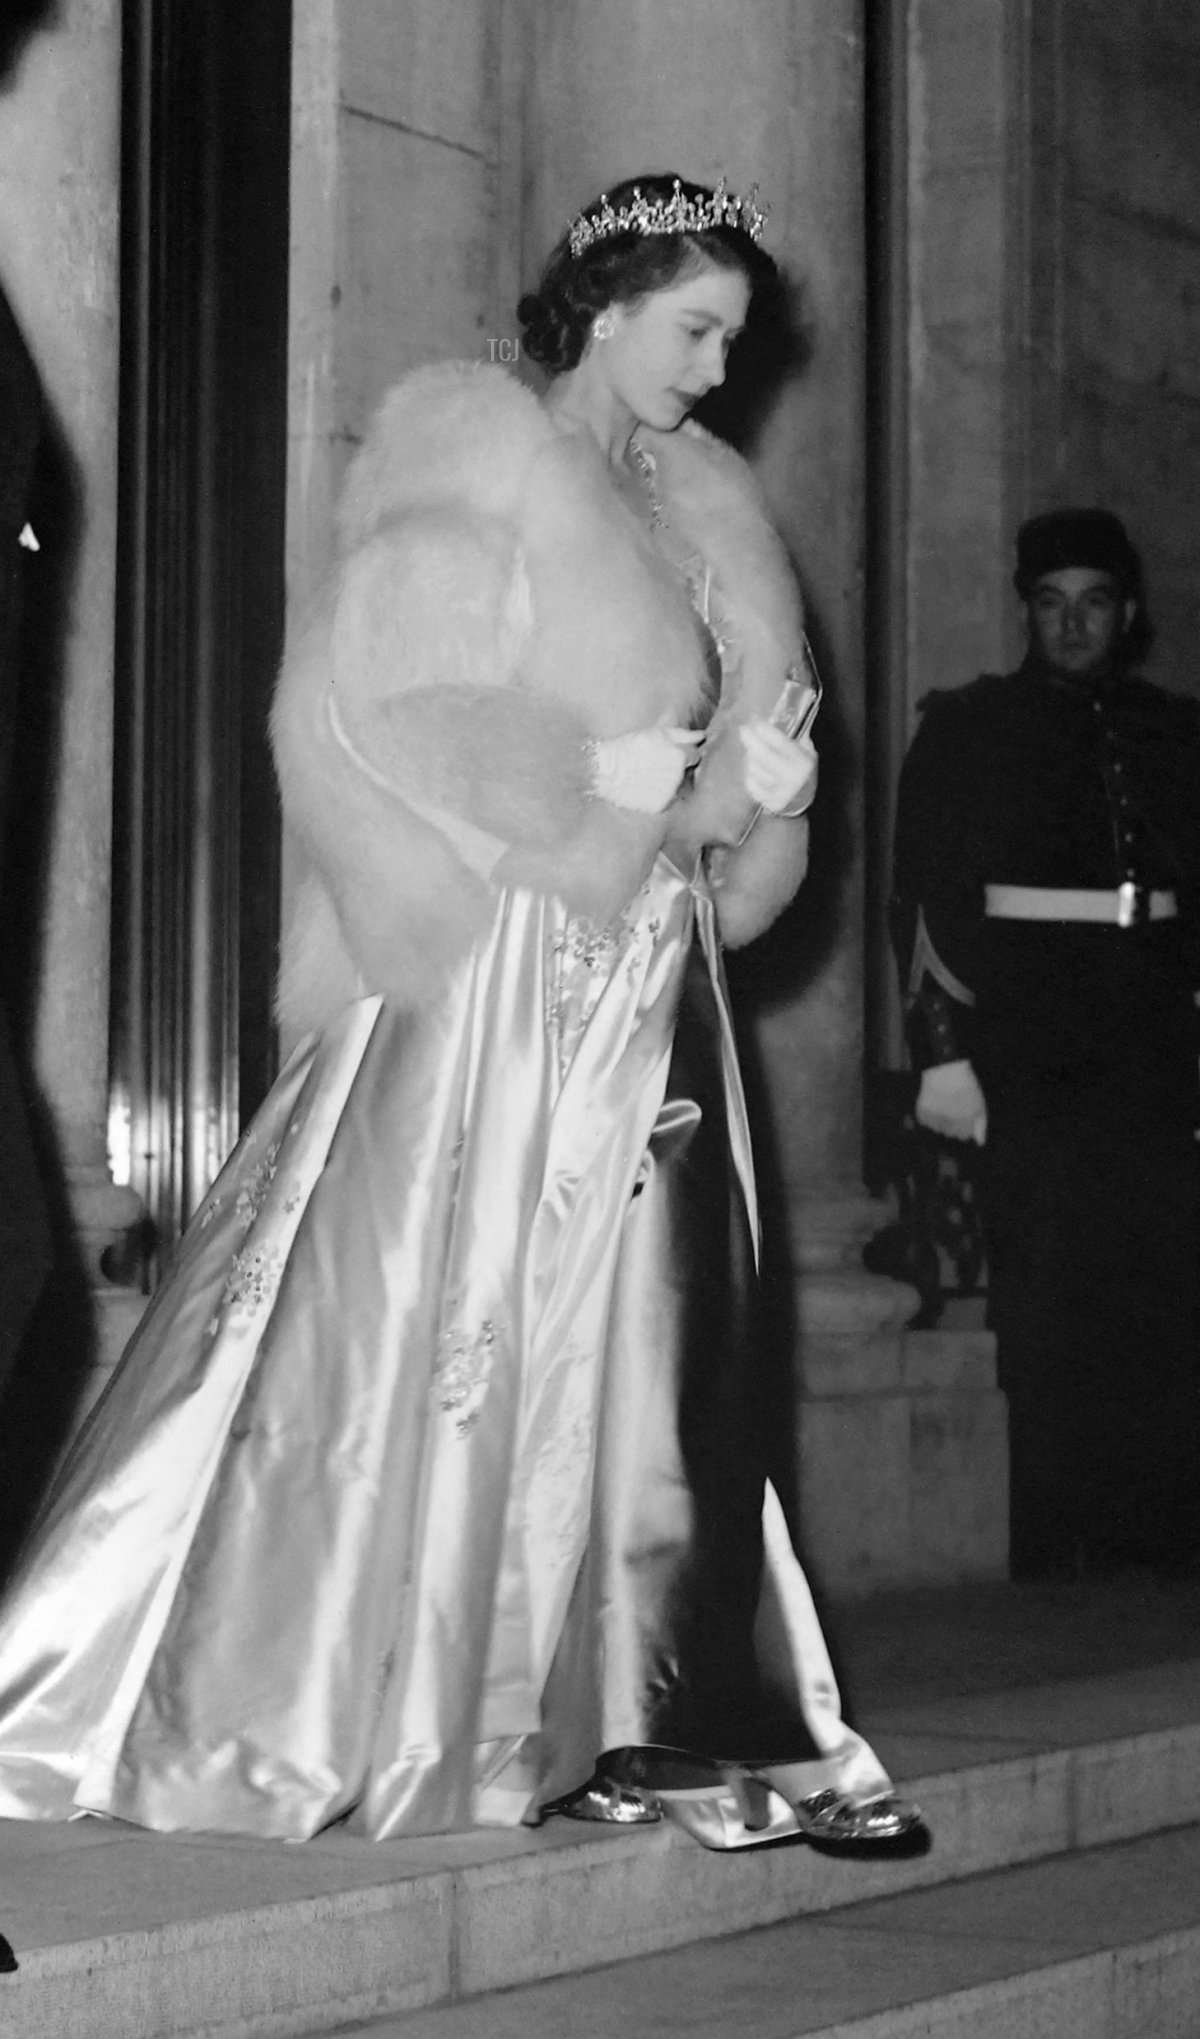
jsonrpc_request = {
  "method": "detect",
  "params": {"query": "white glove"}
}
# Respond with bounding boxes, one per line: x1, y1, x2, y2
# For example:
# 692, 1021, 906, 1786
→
738, 719, 818, 816
589, 727, 705, 813
915, 1060, 988, 1144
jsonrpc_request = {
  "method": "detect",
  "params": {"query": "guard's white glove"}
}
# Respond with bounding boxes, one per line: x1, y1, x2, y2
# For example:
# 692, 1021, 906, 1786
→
915, 1059, 988, 1144
589, 727, 705, 813
738, 719, 818, 816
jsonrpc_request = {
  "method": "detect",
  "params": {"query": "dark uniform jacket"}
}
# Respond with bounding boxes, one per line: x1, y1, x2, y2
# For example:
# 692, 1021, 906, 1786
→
891, 654, 1200, 1577
891, 660, 1200, 1081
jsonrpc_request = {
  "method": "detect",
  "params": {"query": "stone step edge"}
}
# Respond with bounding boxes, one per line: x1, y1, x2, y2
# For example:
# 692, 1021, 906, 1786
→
349, 1876, 1200, 2039
5, 1716, 1200, 2039
807, 1923, 1200, 2039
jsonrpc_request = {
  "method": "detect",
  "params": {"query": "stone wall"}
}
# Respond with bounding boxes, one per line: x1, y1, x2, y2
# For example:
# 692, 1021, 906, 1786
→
869, 0, 1031, 1063
892, 0, 1200, 717
1027, 0, 1200, 699
3, 0, 1192, 1586
288, 1, 510, 614
904, 0, 1027, 706
874, 0, 1200, 1059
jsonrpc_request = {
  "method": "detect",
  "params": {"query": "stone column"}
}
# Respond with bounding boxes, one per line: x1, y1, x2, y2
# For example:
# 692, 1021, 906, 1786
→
0, 2, 143, 1393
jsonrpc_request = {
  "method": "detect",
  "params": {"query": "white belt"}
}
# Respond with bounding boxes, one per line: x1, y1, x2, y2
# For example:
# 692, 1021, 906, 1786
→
984, 883, 1178, 927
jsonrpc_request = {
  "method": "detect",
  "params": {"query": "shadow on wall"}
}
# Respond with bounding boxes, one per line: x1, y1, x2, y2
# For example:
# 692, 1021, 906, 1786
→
0, 309, 95, 1586
0, 0, 98, 1578
696, 265, 814, 458
0, 0, 60, 92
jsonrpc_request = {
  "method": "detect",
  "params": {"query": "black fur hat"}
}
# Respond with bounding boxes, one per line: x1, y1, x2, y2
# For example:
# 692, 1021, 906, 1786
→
1014, 508, 1140, 596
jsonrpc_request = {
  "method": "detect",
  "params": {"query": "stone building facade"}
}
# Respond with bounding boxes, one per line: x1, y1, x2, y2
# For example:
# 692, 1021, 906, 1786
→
1, 0, 1197, 1589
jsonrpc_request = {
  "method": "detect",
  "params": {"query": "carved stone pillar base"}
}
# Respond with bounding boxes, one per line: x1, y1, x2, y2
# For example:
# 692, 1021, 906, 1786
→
785, 1182, 1009, 1596
66, 1164, 148, 1416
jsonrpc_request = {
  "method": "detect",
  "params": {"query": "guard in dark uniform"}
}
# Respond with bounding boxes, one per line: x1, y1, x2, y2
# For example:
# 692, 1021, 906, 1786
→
891, 509, 1200, 1579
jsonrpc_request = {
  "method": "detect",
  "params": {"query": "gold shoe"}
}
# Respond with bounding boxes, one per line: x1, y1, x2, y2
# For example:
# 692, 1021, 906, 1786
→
792, 1788, 930, 1855
590, 1746, 800, 1851
540, 1774, 662, 1825
542, 1751, 930, 1857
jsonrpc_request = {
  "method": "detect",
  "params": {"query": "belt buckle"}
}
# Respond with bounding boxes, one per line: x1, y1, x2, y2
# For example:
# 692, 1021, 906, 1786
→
1117, 880, 1147, 928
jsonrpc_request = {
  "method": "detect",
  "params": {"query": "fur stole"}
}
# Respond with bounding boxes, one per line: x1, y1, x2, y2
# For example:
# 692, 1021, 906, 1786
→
273, 363, 810, 1033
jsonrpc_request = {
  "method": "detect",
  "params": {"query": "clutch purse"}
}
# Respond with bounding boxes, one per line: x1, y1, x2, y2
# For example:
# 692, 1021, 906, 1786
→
726, 640, 822, 846
768, 651, 822, 741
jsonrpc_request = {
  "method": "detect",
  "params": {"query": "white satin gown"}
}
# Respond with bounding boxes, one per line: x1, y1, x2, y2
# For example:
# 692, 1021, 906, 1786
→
0, 853, 892, 1841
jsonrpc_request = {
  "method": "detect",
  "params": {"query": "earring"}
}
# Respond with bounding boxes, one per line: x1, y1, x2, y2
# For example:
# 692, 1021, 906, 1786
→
592, 312, 615, 343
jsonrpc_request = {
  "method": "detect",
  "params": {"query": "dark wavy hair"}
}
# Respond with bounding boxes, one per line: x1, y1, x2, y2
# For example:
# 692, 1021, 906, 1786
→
518, 173, 778, 375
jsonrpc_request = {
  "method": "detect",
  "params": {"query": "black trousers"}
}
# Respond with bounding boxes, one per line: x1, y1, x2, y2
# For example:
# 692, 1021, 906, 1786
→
976, 919, 1200, 1575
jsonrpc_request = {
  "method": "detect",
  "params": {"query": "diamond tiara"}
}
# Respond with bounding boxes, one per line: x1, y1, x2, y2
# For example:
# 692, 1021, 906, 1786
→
567, 177, 767, 259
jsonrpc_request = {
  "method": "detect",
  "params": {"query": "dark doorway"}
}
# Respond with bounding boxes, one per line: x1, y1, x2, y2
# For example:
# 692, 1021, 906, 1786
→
109, 0, 292, 1279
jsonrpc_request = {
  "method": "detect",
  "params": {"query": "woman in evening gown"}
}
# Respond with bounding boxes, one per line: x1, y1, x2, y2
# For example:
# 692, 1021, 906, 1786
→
0, 173, 921, 1852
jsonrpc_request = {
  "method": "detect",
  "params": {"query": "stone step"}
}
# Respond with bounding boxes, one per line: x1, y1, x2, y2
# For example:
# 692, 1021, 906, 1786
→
2, 1658, 1199, 2039
326, 1824, 1200, 2039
